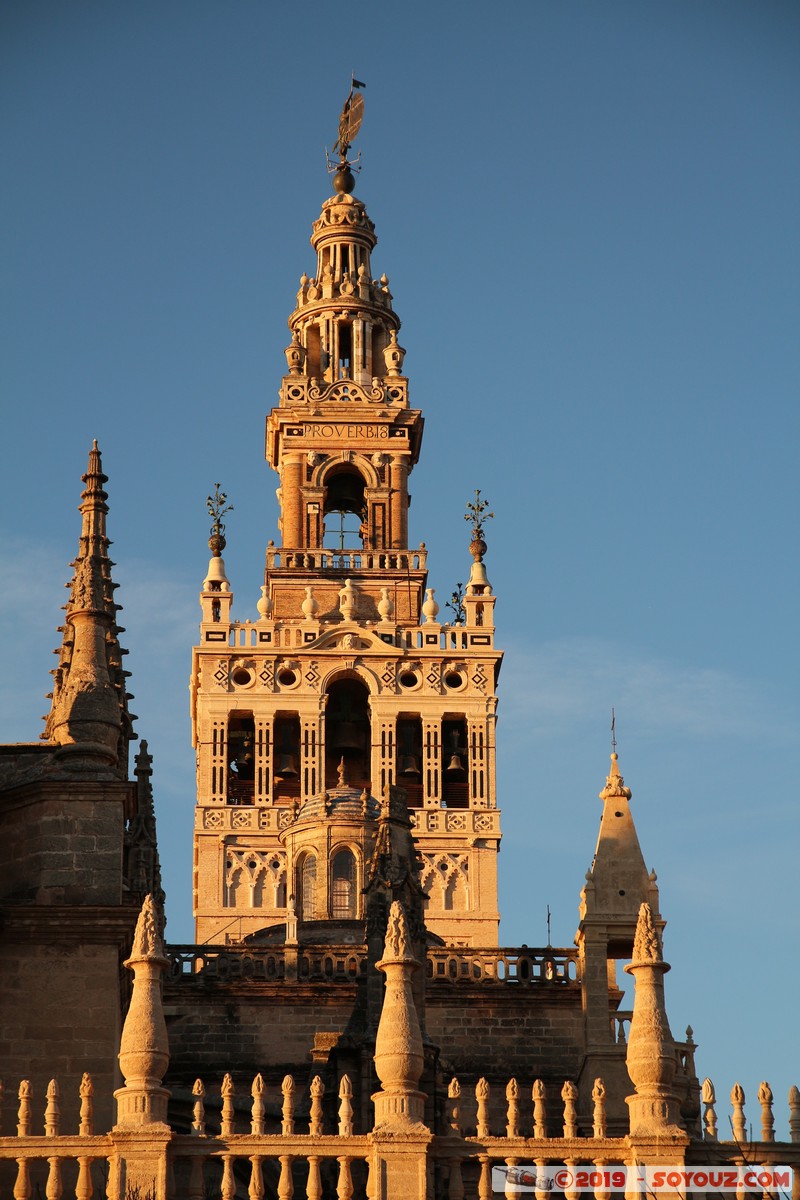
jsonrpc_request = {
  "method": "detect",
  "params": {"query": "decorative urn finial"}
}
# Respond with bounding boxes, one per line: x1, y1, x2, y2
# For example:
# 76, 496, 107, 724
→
465, 489, 494, 562
206, 483, 233, 557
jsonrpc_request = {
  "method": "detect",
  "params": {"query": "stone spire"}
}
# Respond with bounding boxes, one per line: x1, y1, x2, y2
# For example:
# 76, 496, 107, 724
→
364, 785, 428, 1032
624, 902, 685, 1137
580, 752, 660, 922
124, 741, 165, 910
575, 748, 662, 1132
44, 442, 134, 768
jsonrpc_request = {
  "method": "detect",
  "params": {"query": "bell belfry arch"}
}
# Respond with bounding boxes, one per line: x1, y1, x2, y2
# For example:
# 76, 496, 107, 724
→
191, 108, 503, 947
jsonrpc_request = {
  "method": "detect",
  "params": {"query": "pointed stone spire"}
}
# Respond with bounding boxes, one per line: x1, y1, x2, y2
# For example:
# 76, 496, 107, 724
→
124, 741, 165, 909
624, 902, 684, 1137
582, 752, 660, 922
44, 442, 134, 768
364, 785, 428, 1032
576, 746, 663, 1132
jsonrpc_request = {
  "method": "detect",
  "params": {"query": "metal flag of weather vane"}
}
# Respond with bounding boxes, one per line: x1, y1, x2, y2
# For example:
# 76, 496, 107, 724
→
326, 74, 366, 194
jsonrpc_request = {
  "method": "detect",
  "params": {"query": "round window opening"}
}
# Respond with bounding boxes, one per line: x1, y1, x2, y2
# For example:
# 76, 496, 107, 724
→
444, 671, 463, 689
399, 671, 418, 689
232, 668, 252, 687
278, 669, 297, 687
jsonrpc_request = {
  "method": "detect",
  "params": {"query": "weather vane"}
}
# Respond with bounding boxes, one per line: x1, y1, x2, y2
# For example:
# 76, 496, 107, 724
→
327, 75, 366, 194
611, 707, 617, 754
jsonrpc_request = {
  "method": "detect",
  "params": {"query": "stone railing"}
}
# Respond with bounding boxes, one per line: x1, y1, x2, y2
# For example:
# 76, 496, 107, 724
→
165, 943, 580, 988
198, 806, 501, 836
0, 1072, 372, 1199
411, 808, 500, 836
610, 1007, 632, 1043
167, 943, 366, 983
172, 1134, 372, 1199
4, 1071, 798, 1200
172, 1074, 372, 1200
426, 946, 580, 985
220, 618, 493, 650
7, 1075, 800, 1200
266, 546, 427, 573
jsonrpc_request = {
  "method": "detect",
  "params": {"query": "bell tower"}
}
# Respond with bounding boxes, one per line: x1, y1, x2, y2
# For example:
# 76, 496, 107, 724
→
191, 90, 503, 946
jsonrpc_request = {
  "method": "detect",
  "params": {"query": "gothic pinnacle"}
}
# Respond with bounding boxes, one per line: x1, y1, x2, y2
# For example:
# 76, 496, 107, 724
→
44, 442, 133, 768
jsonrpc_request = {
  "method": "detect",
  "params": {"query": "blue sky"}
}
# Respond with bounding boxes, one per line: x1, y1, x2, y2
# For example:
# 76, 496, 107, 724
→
2, 2, 799, 1131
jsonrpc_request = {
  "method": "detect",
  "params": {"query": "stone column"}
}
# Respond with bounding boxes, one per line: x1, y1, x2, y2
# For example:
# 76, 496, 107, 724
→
111, 894, 173, 1200
281, 456, 304, 548
389, 457, 408, 548
369, 901, 432, 1199
624, 902, 685, 1138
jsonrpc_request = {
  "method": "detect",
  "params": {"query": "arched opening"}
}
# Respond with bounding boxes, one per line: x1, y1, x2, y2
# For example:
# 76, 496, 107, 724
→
325, 676, 371, 788
306, 326, 322, 378
323, 467, 367, 550
373, 324, 389, 374
273, 714, 301, 803
297, 853, 317, 921
396, 715, 423, 807
227, 713, 255, 805
442, 716, 468, 809
331, 848, 357, 919
337, 320, 352, 378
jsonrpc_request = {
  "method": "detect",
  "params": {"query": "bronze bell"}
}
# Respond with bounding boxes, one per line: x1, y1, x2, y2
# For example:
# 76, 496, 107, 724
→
275, 753, 298, 778
330, 720, 362, 751
445, 751, 465, 775
399, 754, 420, 777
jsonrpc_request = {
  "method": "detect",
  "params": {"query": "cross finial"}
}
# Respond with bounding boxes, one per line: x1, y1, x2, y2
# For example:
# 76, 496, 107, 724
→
611, 707, 617, 754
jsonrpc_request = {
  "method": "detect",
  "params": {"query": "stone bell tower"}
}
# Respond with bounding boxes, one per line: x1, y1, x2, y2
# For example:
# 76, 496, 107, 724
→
191, 95, 503, 946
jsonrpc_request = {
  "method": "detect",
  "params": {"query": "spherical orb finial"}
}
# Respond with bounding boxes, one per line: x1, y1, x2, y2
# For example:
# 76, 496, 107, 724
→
333, 165, 356, 194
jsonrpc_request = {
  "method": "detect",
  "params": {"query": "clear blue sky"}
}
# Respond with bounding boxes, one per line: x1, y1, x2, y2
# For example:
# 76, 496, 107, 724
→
2, 1, 798, 1131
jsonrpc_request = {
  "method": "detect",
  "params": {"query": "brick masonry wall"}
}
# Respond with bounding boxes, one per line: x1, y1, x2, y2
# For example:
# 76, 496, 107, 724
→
426, 983, 586, 1134
163, 979, 361, 1091
0, 789, 125, 905
162, 974, 587, 1136
0, 941, 122, 1134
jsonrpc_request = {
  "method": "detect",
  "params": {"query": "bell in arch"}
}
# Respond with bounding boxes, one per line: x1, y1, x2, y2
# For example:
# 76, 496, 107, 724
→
275, 752, 298, 778
399, 754, 420, 777
444, 728, 466, 775
330, 719, 363, 752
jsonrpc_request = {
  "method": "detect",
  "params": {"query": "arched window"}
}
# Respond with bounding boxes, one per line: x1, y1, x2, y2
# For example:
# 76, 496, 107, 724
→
227, 712, 255, 805
325, 677, 371, 788
442, 717, 469, 809
323, 467, 367, 550
331, 848, 357, 920
298, 854, 317, 921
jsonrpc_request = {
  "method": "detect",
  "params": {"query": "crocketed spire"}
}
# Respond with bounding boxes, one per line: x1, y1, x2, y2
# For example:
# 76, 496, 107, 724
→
125, 740, 165, 910
44, 442, 135, 768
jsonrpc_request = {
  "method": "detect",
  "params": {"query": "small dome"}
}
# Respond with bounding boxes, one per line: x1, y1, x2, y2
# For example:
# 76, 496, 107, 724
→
295, 786, 379, 823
